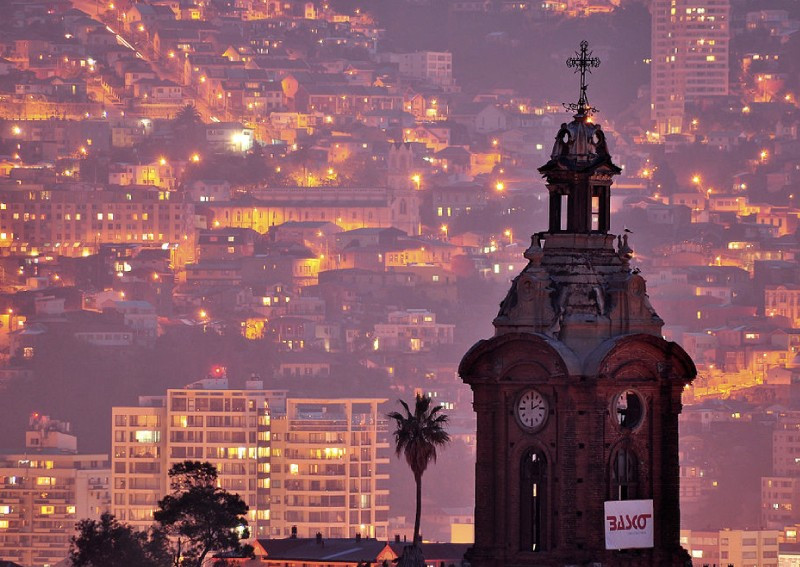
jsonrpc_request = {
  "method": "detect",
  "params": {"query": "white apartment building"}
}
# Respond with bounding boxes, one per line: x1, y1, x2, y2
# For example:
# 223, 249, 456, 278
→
392, 51, 454, 88
111, 378, 389, 541
112, 378, 282, 536
269, 398, 390, 540
651, 0, 730, 134
374, 309, 455, 352
0, 416, 110, 567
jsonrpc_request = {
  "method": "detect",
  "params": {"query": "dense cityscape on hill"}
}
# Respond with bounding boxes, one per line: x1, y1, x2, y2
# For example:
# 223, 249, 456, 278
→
0, 0, 799, 565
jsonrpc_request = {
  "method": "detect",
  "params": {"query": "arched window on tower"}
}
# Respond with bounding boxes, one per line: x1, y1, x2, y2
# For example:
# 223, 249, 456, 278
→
610, 447, 639, 500
520, 448, 547, 552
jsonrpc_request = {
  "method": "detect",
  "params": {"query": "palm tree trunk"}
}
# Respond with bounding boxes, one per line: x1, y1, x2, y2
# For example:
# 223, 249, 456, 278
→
413, 471, 422, 544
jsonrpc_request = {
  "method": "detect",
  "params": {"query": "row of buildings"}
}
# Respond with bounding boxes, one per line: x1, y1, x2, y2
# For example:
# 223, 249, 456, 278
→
0, 379, 392, 566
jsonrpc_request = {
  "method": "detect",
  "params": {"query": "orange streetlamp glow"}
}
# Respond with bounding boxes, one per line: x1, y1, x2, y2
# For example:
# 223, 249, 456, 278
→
691, 175, 701, 185
495, 181, 505, 192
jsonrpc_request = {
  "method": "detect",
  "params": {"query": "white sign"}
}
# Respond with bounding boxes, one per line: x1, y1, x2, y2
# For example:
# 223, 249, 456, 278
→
604, 499, 654, 550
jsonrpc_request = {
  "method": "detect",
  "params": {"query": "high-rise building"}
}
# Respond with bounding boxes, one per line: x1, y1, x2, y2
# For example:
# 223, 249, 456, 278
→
269, 398, 390, 540
0, 415, 110, 567
111, 377, 389, 541
111, 376, 282, 536
459, 45, 696, 565
651, 0, 730, 134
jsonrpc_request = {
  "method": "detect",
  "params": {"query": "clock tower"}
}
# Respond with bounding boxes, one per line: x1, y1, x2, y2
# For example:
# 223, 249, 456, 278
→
459, 42, 695, 567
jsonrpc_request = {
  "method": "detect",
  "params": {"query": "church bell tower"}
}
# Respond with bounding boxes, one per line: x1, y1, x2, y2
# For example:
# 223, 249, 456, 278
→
459, 42, 695, 567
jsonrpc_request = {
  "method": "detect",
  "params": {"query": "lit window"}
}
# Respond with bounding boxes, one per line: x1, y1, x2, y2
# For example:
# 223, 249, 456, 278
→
67, 505, 76, 514
0, 506, 9, 514
36, 477, 54, 486
290, 463, 299, 475
40, 505, 54, 515
134, 430, 160, 443
0, 520, 8, 529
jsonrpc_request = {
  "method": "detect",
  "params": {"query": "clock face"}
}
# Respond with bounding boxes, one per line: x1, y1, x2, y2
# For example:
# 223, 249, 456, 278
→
516, 389, 549, 431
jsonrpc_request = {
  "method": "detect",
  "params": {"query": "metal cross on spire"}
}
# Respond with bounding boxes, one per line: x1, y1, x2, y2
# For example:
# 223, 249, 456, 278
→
564, 40, 601, 116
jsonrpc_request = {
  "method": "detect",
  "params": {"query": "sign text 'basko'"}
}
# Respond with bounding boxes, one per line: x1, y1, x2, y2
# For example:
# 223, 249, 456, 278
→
604, 499, 654, 550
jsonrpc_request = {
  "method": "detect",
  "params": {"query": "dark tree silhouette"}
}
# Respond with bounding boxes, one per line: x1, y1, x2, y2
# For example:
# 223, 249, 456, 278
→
174, 104, 202, 129
171, 104, 205, 156
69, 512, 170, 567
154, 461, 252, 567
387, 395, 450, 545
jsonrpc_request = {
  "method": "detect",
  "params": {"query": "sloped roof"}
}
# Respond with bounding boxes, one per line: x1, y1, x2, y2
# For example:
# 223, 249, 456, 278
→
256, 538, 394, 563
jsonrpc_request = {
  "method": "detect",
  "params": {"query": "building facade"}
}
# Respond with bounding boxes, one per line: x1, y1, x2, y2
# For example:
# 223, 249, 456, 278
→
0, 415, 110, 567
651, 0, 730, 134
111, 379, 389, 542
111, 378, 281, 536
268, 398, 390, 540
0, 183, 194, 259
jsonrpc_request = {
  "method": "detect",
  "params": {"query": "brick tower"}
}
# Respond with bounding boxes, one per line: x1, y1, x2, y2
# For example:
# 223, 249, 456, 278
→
459, 42, 695, 567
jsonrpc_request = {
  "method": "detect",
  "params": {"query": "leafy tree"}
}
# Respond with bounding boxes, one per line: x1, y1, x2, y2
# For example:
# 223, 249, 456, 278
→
154, 461, 252, 567
69, 512, 170, 567
387, 395, 450, 545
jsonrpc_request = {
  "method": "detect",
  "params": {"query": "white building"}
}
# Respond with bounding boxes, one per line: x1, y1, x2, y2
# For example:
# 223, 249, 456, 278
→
205, 123, 254, 153
374, 309, 455, 352
651, 0, 730, 134
111, 377, 390, 541
391, 51, 454, 88
0, 415, 110, 567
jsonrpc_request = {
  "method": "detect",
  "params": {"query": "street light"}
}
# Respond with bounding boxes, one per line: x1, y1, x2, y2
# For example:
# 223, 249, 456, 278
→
495, 181, 505, 192
411, 174, 421, 190
504, 229, 513, 244
441, 224, 448, 239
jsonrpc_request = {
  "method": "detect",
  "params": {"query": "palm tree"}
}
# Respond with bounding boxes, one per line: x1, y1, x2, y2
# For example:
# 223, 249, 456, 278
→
174, 104, 202, 128
387, 394, 450, 545
171, 104, 205, 157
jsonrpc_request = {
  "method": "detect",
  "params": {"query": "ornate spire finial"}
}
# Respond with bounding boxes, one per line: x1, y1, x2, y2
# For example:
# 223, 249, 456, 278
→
564, 40, 601, 117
